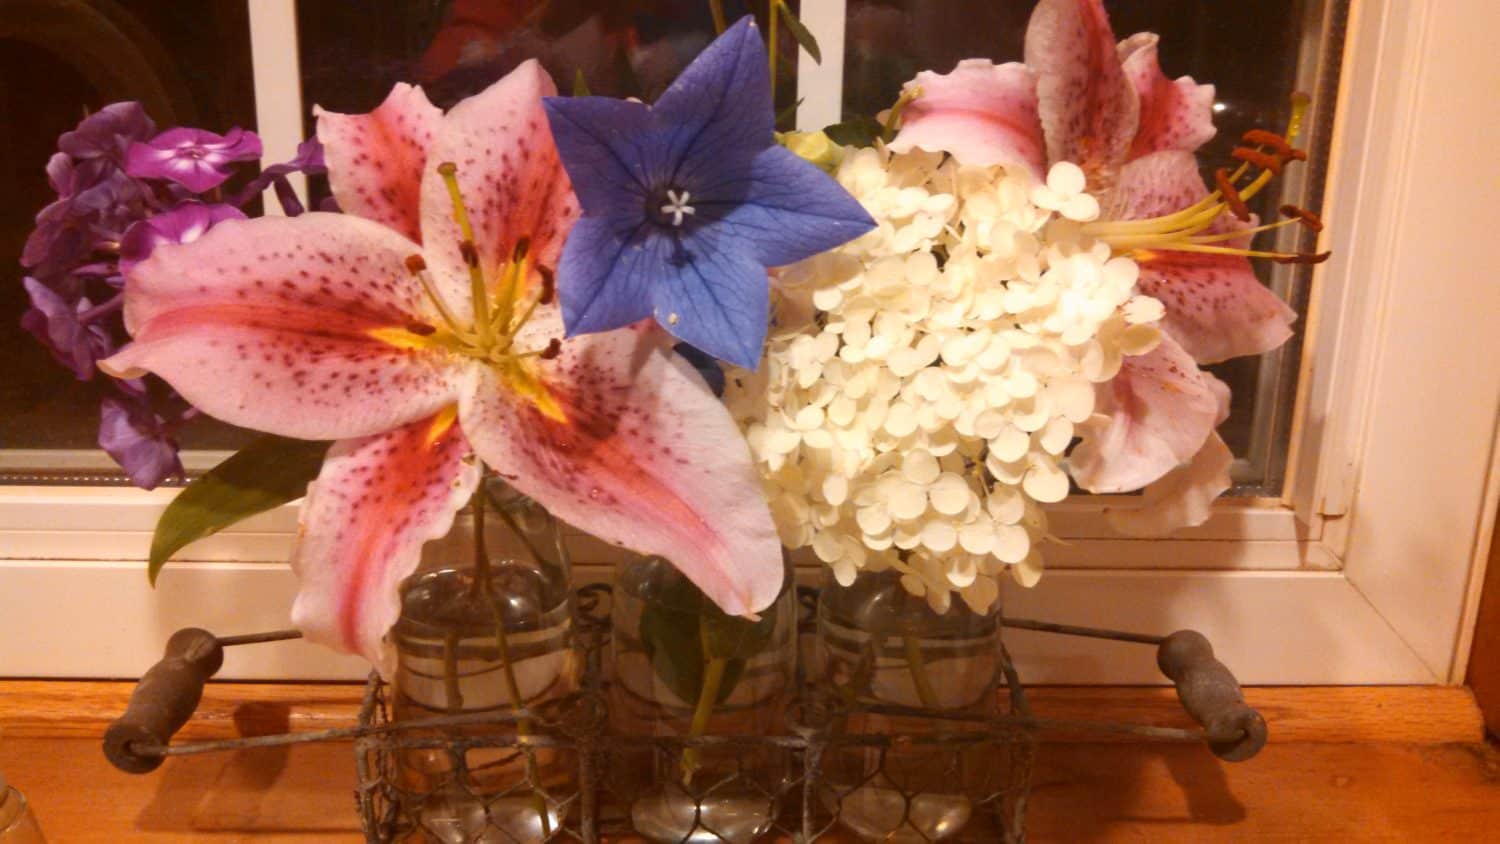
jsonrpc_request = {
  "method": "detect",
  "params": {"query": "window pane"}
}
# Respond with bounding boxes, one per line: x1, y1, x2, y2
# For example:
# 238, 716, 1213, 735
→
0, 0, 257, 481
841, 0, 1346, 494
296, 0, 800, 162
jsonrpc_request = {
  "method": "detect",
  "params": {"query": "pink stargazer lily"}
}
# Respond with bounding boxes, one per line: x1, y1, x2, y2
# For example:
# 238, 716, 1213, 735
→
101, 61, 783, 674
891, 0, 1320, 533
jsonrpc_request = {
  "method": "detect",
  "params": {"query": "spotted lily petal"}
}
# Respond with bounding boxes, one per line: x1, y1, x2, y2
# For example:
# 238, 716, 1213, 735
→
458, 312, 783, 616
291, 412, 480, 676
889, 59, 1047, 181
99, 213, 469, 440
1109, 151, 1295, 363
419, 59, 580, 310
1117, 33, 1217, 160
1024, 0, 1139, 188
1108, 432, 1233, 536
1108, 376, 1232, 535
316, 83, 442, 242
1067, 333, 1222, 493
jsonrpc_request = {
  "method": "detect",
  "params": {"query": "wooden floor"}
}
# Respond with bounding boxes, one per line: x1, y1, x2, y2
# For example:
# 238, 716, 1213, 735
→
1, 683, 1496, 842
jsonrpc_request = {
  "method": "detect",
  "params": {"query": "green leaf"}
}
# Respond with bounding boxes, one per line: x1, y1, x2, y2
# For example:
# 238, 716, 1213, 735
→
701, 598, 778, 662
775, 0, 822, 64
775, 97, 805, 129
636, 570, 773, 707
611, 42, 644, 100
823, 115, 883, 147
148, 436, 329, 584
572, 68, 591, 97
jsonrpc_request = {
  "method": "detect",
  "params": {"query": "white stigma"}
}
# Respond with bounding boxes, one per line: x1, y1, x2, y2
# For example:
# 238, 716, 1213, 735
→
660, 189, 696, 227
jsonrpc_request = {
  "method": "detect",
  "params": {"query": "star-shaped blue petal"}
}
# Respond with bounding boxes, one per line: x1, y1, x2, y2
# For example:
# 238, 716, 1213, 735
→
543, 16, 876, 370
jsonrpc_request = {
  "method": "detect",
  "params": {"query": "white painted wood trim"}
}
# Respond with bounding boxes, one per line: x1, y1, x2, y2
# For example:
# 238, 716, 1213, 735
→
1322, 0, 1500, 682
794, 0, 846, 131
247, 0, 306, 210
0, 561, 1433, 684
0, 487, 1323, 571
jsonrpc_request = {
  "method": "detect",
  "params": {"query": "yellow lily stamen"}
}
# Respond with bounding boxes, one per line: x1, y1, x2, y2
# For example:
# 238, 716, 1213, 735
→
382, 166, 565, 421
492, 238, 531, 345
1129, 242, 1328, 264
1083, 93, 1322, 264
403, 254, 474, 343
1183, 215, 1309, 245
437, 161, 491, 340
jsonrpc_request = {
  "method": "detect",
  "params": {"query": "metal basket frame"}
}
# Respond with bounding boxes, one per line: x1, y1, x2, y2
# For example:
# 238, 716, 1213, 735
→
353, 584, 1037, 842
106, 584, 1266, 844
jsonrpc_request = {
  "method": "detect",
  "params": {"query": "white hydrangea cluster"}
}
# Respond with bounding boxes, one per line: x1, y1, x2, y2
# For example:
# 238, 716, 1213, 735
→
725, 145, 1163, 613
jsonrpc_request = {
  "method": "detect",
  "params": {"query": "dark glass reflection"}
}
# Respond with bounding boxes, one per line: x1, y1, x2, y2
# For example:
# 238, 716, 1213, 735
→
0, 0, 256, 457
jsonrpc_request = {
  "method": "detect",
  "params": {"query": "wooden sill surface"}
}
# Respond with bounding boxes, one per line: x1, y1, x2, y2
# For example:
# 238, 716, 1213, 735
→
1, 683, 1495, 842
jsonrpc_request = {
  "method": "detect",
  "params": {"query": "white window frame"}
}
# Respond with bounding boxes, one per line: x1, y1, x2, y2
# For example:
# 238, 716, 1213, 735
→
2, 0, 1496, 685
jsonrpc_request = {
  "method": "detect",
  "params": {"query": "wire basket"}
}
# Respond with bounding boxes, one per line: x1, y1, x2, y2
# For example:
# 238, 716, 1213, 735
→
104, 585, 1266, 844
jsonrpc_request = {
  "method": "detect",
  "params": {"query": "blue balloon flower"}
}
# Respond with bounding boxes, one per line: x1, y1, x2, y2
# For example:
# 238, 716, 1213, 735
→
543, 16, 875, 369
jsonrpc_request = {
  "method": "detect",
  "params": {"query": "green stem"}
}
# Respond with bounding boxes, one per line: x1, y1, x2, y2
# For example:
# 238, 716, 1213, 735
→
442, 630, 464, 712
470, 482, 552, 837
902, 633, 940, 710
881, 84, 922, 143
767, 0, 779, 112
708, 0, 726, 33
468, 486, 490, 601
680, 656, 729, 786
485, 487, 551, 573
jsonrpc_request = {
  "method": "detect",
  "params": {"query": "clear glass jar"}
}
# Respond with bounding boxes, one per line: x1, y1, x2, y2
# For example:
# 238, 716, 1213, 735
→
0, 774, 46, 844
391, 482, 579, 843
609, 554, 797, 844
814, 569, 1005, 843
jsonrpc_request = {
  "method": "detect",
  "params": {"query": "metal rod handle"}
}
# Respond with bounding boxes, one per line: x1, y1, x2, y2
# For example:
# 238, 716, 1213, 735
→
1156, 630, 1267, 761
103, 628, 225, 773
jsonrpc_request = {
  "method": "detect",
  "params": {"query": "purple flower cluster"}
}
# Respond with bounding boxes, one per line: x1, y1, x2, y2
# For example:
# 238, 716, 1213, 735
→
20, 102, 327, 488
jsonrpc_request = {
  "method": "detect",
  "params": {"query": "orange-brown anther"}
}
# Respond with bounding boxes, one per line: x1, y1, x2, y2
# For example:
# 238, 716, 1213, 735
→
1280, 205, 1325, 233
1273, 251, 1332, 265
1231, 147, 1283, 175
537, 266, 556, 305
538, 338, 563, 360
1242, 129, 1299, 159
404, 254, 427, 274
1215, 168, 1252, 221
405, 321, 436, 336
459, 240, 480, 267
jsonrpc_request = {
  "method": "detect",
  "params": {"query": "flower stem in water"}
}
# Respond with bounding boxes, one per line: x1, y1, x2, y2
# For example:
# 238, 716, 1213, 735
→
902, 633, 940, 710
469, 484, 552, 837
681, 656, 729, 787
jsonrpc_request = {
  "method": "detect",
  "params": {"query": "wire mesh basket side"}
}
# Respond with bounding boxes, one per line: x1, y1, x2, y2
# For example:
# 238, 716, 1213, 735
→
354, 585, 1037, 843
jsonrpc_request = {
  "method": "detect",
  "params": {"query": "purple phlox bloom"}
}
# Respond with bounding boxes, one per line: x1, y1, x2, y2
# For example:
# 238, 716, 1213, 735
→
20, 277, 117, 380
236, 137, 326, 195
23, 170, 153, 278
17, 101, 233, 488
120, 203, 247, 273
542, 16, 875, 369
98, 394, 184, 490
127, 126, 263, 193
58, 101, 156, 168
233, 137, 329, 216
